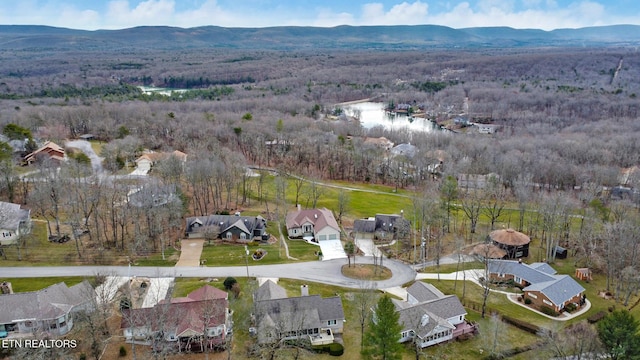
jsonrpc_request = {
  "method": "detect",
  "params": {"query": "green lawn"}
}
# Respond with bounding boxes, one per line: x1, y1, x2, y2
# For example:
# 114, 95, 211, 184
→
134, 247, 179, 266
0, 221, 80, 266
0, 277, 88, 292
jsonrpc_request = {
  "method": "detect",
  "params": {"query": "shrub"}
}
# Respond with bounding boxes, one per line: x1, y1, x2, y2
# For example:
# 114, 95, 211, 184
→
119, 346, 127, 357
588, 311, 607, 324
501, 315, 540, 334
524, 298, 532, 305
328, 343, 344, 356
540, 306, 559, 317
223, 277, 237, 290
564, 303, 577, 313
79, 354, 87, 360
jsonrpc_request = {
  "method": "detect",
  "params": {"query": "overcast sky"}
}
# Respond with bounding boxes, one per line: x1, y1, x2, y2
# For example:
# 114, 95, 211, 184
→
0, 0, 637, 31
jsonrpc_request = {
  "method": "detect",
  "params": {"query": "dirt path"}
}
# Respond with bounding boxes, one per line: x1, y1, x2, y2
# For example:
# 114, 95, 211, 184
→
175, 239, 204, 267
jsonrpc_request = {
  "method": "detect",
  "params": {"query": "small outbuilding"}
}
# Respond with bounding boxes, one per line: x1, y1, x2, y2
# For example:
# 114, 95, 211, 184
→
489, 228, 530, 259
555, 245, 568, 259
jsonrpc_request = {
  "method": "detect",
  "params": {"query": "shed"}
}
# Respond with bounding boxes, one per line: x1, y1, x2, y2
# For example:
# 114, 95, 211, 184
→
575, 268, 592, 281
555, 245, 568, 259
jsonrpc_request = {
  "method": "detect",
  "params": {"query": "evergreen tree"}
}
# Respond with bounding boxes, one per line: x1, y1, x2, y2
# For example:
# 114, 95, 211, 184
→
598, 310, 640, 360
362, 295, 403, 360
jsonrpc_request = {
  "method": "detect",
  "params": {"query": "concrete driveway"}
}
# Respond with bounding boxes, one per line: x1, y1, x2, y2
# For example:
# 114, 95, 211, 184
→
175, 239, 204, 267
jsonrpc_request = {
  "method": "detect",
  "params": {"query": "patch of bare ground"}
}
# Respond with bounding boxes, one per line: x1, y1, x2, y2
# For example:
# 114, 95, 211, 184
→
341, 264, 392, 281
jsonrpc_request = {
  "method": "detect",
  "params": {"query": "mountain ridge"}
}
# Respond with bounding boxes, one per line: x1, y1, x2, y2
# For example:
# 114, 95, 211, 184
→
1, 24, 639, 50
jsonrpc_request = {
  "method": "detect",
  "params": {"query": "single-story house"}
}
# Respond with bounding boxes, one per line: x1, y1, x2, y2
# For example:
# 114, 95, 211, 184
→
23, 141, 65, 164
253, 281, 344, 346
185, 214, 267, 242
122, 285, 231, 352
489, 228, 531, 259
0, 281, 94, 337
393, 282, 476, 348
0, 201, 32, 246
488, 260, 586, 313
135, 150, 187, 172
285, 207, 340, 242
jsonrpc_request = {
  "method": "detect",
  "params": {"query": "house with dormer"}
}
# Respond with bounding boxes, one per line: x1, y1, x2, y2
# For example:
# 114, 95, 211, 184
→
184, 214, 267, 242
0, 281, 94, 338
393, 282, 476, 348
253, 280, 344, 346
285, 207, 340, 243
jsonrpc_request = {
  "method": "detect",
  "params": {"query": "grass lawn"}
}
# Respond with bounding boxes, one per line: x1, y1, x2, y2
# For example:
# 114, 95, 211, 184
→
0, 277, 89, 292
134, 247, 179, 266
198, 237, 320, 266
0, 221, 82, 266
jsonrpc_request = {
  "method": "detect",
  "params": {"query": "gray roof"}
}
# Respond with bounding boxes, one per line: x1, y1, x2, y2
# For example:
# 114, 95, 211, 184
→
524, 275, 585, 308
0, 281, 94, 324
127, 184, 178, 208
353, 218, 376, 233
254, 280, 288, 302
186, 214, 266, 236
391, 143, 417, 158
0, 201, 30, 231
488, 260, 556, 284
397, 306, 452, 338
529, 262, 557, 275
406, 281, 445, 303
422, 295, 467, 321
254, 294, 344, 343
396, 297, 462, 338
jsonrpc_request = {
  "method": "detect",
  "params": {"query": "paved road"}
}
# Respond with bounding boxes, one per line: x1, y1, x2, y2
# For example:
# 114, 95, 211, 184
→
1, 256, 416, 289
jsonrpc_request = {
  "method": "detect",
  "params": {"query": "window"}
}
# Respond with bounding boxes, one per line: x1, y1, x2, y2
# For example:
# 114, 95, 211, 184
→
240, 233, 246, 240
543, 299, 553, 306
327, 319, 337, 326
328, 234, 337, 240
318, 235, 326, 241
528, 293, 538, 299
515, 276, 522, 284
226, 232, 232, 240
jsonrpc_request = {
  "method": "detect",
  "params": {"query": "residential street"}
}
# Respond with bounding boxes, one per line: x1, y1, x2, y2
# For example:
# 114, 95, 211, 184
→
1, 256, 417, 289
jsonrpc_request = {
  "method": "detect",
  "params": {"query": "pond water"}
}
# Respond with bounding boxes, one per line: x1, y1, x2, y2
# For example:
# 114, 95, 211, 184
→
138, 86, 188, 96
343, 102, 437, 133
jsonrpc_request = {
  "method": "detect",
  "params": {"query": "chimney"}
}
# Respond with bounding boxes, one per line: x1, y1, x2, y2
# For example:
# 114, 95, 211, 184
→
301, 284, 309, 297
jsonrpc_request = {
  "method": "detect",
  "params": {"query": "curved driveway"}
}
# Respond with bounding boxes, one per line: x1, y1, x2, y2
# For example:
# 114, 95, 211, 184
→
1, 256, 416, 290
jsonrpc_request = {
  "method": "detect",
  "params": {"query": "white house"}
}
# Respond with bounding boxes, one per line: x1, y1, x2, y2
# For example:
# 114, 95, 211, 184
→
0, 201, 31, 246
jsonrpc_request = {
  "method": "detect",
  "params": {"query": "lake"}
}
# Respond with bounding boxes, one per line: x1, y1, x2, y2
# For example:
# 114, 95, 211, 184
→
343, 102, 437, 133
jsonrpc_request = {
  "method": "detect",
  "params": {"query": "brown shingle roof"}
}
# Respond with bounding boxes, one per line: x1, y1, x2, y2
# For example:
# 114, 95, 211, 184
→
489, 229, 530, 246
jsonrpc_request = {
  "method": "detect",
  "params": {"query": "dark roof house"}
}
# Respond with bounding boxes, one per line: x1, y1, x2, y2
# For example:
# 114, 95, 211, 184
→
185, 214, 267, 241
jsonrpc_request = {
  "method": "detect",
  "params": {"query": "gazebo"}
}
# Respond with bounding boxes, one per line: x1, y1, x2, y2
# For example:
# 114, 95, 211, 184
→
489, 228, 530, 259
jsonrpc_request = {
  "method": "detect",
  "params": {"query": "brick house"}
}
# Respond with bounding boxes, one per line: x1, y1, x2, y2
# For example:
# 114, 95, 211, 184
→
488, 260, 585, 313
